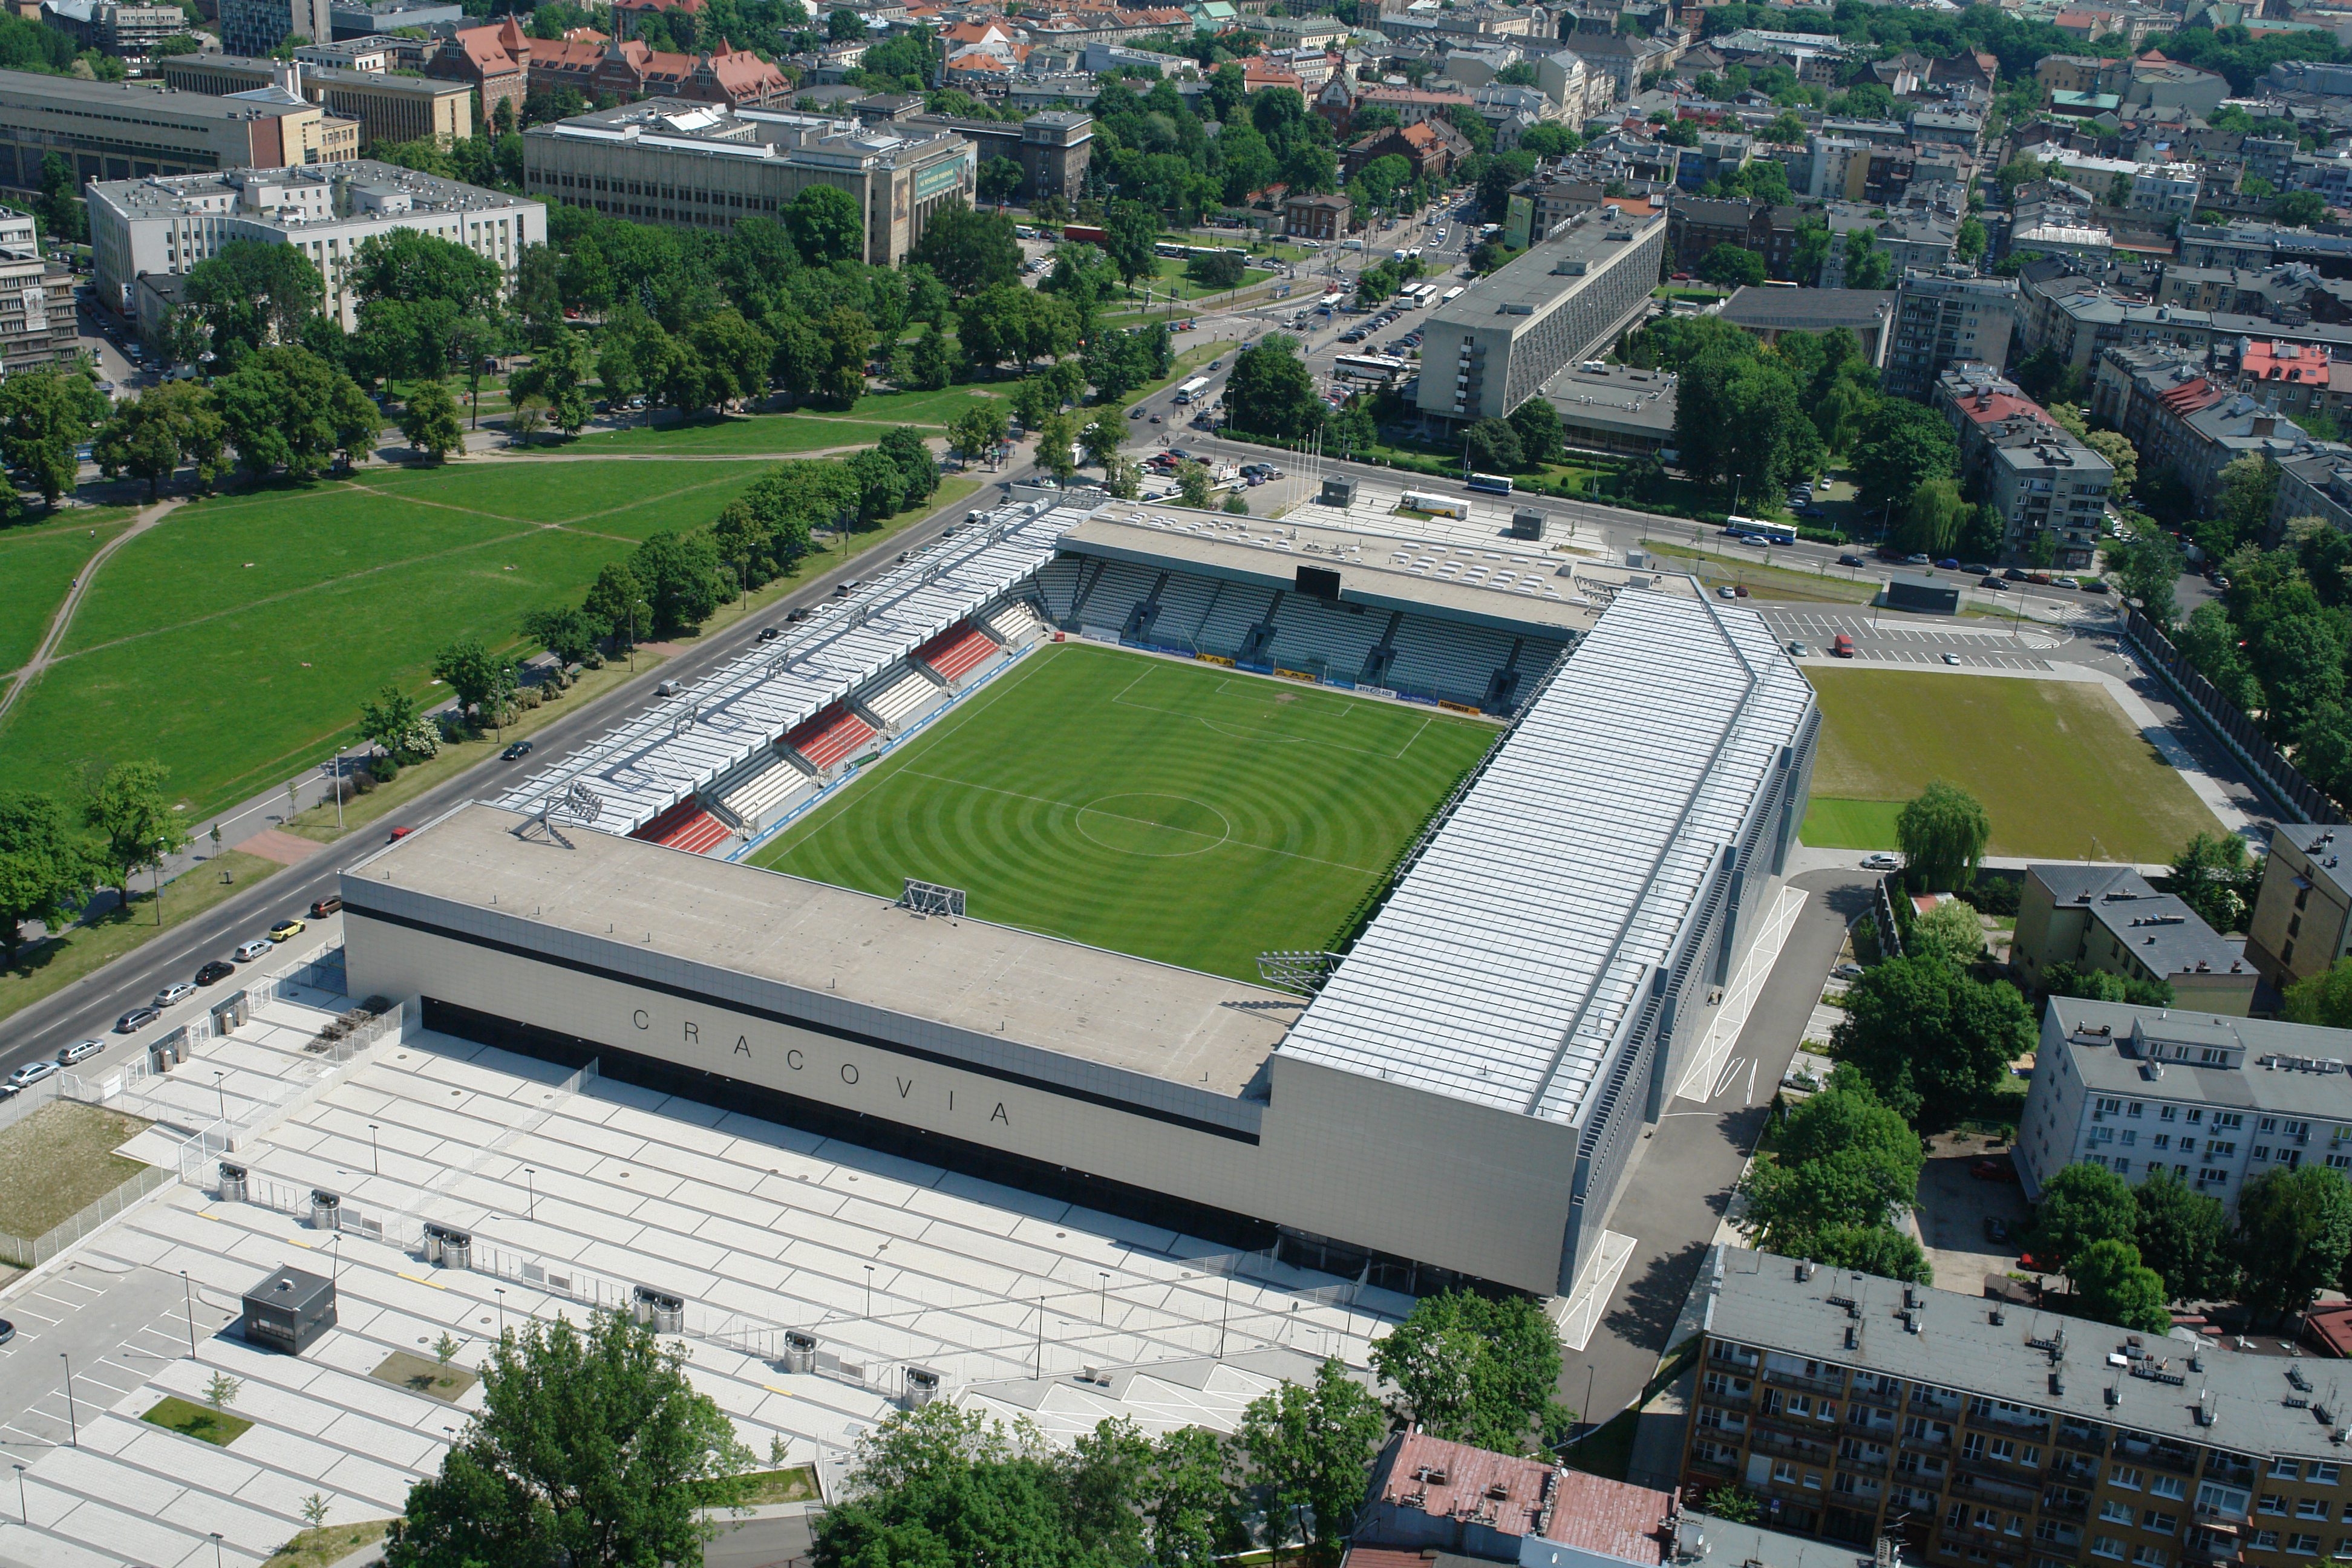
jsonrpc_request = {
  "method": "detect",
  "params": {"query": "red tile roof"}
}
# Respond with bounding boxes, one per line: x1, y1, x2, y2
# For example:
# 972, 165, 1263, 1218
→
2243, 340, 2331, 385
1956, 388, 2045, 427
1365, 1434, 1671, 1564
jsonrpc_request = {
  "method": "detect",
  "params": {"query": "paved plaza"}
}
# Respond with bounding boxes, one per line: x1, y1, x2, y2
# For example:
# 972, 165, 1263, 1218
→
0, 983, 1400, 1568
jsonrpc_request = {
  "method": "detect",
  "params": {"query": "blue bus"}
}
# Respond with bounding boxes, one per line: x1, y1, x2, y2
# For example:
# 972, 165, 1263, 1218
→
1465, 472, 1514, 495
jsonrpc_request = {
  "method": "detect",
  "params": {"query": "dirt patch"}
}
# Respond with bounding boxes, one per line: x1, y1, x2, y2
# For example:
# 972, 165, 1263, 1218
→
370, 1350, 477, 1402
236, 828, 325, 866
0, 1101, 153, 1239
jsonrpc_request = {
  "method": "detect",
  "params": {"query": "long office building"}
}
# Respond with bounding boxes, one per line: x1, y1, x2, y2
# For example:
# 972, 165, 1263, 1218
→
1414, 204, 1667, 424
88, 160, 544, 327
341, 495, 1817, 1304
1684, 1246, 2352, 1568
158, 56, 475, 148
520, 99, 972, 266
0, 70, 353, 195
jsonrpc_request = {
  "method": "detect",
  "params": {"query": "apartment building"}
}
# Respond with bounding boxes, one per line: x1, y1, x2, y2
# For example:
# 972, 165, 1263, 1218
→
1681, 1245, 2348, 1568
2017, 998, 2352, 1208
0, 70, 355, 195
220, 0, 335, 58
41, 0, 190, 68
1414, 204, 1667, 425
1885, 268, 2017, 401
0, 212, 76, 375
521, 100, 971, 267
2273, 450, 2352, 545
87, 160, 544, 327
2012, 864, 2255, 1013
160, 56, 475, 147
2245, 825, 2352, 988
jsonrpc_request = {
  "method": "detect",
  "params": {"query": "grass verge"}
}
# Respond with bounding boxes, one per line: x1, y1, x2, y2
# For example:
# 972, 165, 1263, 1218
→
0, 851, 280, 1028
142, 1395, 252, 1447
694, 1465, 822, 1507
0, 1101, 152, 1238
263, 1521, 395, 1568
370, 1350, 477, 1402
1639, 540, 1880, 604
1801, 668, 2223, 860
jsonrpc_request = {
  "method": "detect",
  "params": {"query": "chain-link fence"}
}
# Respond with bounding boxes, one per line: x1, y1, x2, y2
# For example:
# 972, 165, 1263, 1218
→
0, 1163, 175, 1269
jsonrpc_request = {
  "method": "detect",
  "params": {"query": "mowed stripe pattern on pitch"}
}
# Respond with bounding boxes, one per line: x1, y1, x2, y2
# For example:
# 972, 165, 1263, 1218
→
750, 643, 1497, 982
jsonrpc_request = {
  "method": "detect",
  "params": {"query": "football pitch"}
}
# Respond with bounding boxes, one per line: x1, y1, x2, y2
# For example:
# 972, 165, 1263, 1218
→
747, 642, 1498, 982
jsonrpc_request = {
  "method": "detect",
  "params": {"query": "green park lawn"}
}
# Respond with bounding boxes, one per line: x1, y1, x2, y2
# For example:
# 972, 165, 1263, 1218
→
542, 413, 913, 456
0, 459, 778, 816
1800, 668, 2224, 861
0, 509, 139, 675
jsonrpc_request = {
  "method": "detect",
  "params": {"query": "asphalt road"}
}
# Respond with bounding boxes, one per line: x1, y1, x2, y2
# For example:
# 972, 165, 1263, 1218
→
2, 469, 1025, 1080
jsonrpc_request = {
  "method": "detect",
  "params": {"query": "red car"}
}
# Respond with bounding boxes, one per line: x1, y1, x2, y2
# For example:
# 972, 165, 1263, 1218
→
387, 826, 414, 843
1971, 1158, 2021, 1183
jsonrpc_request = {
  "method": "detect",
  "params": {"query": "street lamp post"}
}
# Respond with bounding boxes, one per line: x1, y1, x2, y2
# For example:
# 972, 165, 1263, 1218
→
212, 1070, 226, 1125
180, 1270, 196, 1357
523, 1166, 535, 1220
12, 1462, 23, 1525
863, 1264, 874, 1319
59, 1355, 76, 1448
368, 1122, 379, 1175
211, 1531, 223, 1568
494, 1288, 506, 1339
1097, 1271, 1108, 1324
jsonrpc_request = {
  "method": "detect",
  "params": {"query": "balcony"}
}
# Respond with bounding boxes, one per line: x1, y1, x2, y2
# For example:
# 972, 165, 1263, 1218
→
1952, 1472, 2040, 1510
1751, 1426, 1837, 1467
1968, 1405, 2053, 1439
1849, 1380, 1903, 1410
1837, 1447, 1893, 1477
2115, 1439, 2200, 1477
1687, 1449, 1739, 1479
2040, 1490, 2092, 1523
1765, 1365, 1850, 1398
2056, 1424, 2109, 1457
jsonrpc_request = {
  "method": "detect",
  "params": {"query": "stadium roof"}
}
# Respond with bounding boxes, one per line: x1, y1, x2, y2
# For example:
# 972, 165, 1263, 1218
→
1273, 586, 1815, 1129
492, 498, 1084, 835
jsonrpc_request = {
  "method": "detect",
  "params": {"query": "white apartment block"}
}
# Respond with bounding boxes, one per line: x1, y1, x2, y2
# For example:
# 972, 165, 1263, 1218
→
2017, 998, 2352, 1212
87, 160, 545, 329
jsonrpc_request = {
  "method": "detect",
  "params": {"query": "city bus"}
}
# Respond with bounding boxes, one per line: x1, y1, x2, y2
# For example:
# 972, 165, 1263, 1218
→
1466, 472, 1515, 495
1172, 376, 1212, 405
1725, 515, 1799, 544
1333, 353, 1409, 383
1440, 285, 1465, 304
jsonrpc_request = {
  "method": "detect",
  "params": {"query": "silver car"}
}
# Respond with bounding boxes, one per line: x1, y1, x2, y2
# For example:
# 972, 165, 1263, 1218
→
6, 1060, 58, 1089
154, 981, 198, 1008
56, 1039, 103, 1067
233, 938, 272, 962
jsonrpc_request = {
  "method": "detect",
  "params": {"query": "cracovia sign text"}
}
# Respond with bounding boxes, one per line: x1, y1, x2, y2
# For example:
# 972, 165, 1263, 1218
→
635, 1010, 1012, 1127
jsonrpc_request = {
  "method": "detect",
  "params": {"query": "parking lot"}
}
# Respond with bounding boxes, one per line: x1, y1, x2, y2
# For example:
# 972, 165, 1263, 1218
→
1760, 610, 2063, 671
1912, 1132, 2036, 1292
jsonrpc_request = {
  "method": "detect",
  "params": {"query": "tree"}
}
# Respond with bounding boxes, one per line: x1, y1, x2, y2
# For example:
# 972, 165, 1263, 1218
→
2070, 1239, 2174, 1333
1907, 897, 1984, 967
0, 367, 105, 506
1956, 215, 1987, 263
350, 228, 501, 317
520, 606, 598, 668
2112, 526, 2182, 624
1851, 399, 1959, 517
81, 760, 188, 909
1186, 251, 1246, 290
976, 155, 1025, 206
385, 1310, 752, 1568
1895, 477, 1968, 560
399, 380, 465, 461
2134, 1168, 2233, 1304
1368, 1290, 1573, 1455
358, 685, 423, 759
0, 791, 95, 963
911, 202, 1023, 293
1506, 397, 1562, 470
1832, 954, 2034, 1128
433, 638, 506, 720
1464, 417, 1523, 475
630, 530, 726, 633
1177, 460, 1211, 509
94, 379, 224, 498
949, 403, 1009, 462
1079, 411, 1122, 468
1895, 782, 1990, 892
1225, 337, 1322, 440
2275, 190, 2330, 228
39, 152, 85, 245
2033, 1162, 2139, 1275
786, 184, 864, 266
2206, 453, 2279, 561
2233, 1164, 2352, 1327
1702, 1486, 1761, 1524
1101, 200, 1160, 287
1808, 1223, 1933, 1283
509, 331, 596, 436
1700, 243, 1766, 287
2168, 832, 2255, 933
183, 239, 323, 358
2285, 957, 2352, 1029
1740, 1068, 1925, 1253
1234, 1359, 1387, 1563
215, 345, 362, 480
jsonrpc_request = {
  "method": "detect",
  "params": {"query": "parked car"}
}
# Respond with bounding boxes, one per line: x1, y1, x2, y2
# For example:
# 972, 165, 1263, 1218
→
268, 918, 306, 942
1831, 633, 1855, 657
1983, 1217, 2012, 1244
1971, 1158, 2022, 1183
1981, 575, 2008, 591
1128, 407, 1144, 419
154, 981, 197, 1008
232, 939, 272, 962
194, 961, 236, 986
1799, 506, 1827, 518
2081, 578, 2111, 594
1717, 584, 1738, 598
1935, 558, 1960, 570
309, 894, 343, 918
1960, 563, 1993, 577
1837, 553, 1865, 567
1832, 962, 1864, 980
2003, 567, 2029, 580
386, 826, 413, 842
7, 1060, 57, 1089
1943, 652, 1962, 665
1905, 553, 1932, 565
1788, 640, 1809, 656
501, 740, 534, 760
114, 1007, 160, 1034
58, 1039, 105, 1067
1861, 852, 1902, 871
786, 608, 809, 622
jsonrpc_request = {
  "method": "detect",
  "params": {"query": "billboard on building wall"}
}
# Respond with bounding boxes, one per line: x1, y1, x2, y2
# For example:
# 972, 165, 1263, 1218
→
1504, 192, 1534, 251
915, 155, 965, 202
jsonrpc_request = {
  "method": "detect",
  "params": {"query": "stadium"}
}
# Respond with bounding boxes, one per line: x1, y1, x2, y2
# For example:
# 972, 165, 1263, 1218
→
340, 492, 1818, 1305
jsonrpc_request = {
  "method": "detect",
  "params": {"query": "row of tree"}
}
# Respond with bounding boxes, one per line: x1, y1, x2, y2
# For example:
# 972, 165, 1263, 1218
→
0, 761, 193, 962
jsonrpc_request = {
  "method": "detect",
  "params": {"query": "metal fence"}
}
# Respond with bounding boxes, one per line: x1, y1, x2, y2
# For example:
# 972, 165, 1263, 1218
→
2123, 607, 2345, 826
0, 1163, 175, 1269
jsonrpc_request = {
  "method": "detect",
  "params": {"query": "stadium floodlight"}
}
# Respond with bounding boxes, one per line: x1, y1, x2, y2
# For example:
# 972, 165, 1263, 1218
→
1256, 951, 1345, 995
900, 878, 967, 918
550, 779, 604, 826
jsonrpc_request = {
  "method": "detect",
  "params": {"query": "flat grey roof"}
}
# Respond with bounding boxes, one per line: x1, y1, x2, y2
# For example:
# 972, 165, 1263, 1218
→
1707, 1245, 2345, 1460
2051, 996, 2352, 1117
1053, 509, 1651, 638
1541, 362, 1676, 436
1718, 285, 1896, 330
1277, 586, 1815, 1126
358, 803, 1298, 1097
1423, 206, 1664, 335
2027, 864, 2243, 978
2275, 823, 2352, 905
0, 67, 316, 119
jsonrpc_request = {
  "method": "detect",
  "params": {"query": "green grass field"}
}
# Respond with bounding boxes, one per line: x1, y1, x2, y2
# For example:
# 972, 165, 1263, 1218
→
1802, 669, 2223, 861
750, 644, 1496, 981
0, 459, 777, 815
0, 511, 137, 673
540, 413, 911, 456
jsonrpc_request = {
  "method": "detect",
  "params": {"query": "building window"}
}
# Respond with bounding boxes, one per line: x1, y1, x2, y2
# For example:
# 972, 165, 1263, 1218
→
2094, 1538, 2128, 1560
2307, 1502, 2333, 1521
2104, 1502, 2136, 1525
2153, 1477, 2186, 1501
2265, 1497, 2293, 1517
2260, 1534, 2282, 1550
2297, 1538, 2327, 1557
2115, 1469, 2145, 1491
